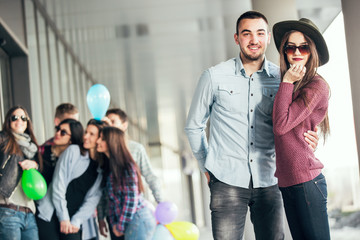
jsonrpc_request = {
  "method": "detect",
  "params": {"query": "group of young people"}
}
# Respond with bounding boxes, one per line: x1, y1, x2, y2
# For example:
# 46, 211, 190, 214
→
1, 9, 332, 240
186, 11, 331, 240
0, 104, 162, 240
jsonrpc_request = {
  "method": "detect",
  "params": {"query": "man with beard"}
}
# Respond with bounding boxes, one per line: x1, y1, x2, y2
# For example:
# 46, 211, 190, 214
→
185, 11, 318, 240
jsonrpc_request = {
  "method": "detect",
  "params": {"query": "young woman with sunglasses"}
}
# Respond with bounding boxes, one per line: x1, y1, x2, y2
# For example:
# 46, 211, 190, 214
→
0, 106, 42, 240
38, 119, 80, 186
96, 127, 156, 240
36, 120, 103, 240
272, 18, 331, 239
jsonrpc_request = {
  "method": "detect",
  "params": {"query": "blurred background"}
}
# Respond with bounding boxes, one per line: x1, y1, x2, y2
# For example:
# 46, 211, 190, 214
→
1, 0, 360, 239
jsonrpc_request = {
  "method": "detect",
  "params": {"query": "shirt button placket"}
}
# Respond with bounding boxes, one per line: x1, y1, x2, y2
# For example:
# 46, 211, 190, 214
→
249, 77, 255, 166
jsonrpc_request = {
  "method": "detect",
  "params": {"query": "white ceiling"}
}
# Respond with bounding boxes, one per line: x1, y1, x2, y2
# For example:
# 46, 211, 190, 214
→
37, 0, 342, 145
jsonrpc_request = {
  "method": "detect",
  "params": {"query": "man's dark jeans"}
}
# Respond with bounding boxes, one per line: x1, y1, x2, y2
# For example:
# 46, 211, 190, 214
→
209, 173, 284, 240
280, 173, 330, 240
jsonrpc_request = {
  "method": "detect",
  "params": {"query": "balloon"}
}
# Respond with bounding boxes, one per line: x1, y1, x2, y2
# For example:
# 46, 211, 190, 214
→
86, 84, 110, 120
152, 224, 175, 240
21, 169, 47, 200
155, 201, 178, 224
165, 221, 200, 240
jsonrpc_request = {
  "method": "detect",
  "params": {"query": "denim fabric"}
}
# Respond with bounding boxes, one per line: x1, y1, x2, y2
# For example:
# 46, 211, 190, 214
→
124, 207, 156, 240
185, 56, 281, 188
0, 207, 39, 240
209, 174, 284, 240
280, 173, 330, 240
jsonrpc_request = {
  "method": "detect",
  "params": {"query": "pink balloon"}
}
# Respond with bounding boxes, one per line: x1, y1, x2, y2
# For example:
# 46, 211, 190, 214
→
155, 201, 178, 224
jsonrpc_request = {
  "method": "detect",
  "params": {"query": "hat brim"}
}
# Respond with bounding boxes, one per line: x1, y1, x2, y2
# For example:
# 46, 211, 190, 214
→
273, 20, 329, 66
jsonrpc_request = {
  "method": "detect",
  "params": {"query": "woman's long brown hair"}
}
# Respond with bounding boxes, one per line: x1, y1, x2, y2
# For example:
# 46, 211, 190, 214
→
86, 119, 108, 167
101, 127, 144, 193
279, 30, 330, 141
1, 106, 43, 169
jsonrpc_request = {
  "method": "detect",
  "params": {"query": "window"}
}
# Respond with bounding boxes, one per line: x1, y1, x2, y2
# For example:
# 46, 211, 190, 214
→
317, 12, 360, 237
0, 48, 11, 127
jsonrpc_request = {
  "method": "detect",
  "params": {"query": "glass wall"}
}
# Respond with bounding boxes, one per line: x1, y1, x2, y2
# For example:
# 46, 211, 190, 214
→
24, 0, 100, 143
317, 12, 360, 238
0, 48, 11, 128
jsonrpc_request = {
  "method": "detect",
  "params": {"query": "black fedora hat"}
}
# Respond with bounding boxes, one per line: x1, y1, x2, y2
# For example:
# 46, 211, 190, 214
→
273, 18, 329, 66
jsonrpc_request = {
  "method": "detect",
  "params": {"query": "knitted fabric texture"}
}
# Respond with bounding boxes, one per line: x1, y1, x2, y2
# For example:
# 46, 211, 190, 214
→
272, 76, 329, 187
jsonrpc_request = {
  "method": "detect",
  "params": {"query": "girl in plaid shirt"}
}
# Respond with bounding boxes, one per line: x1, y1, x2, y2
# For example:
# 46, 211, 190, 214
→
96, 127, 156, 239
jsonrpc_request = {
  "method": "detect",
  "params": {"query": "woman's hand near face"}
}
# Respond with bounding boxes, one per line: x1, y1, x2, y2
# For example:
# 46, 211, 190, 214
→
283, 64, 306, 84
19, 160, 38, 170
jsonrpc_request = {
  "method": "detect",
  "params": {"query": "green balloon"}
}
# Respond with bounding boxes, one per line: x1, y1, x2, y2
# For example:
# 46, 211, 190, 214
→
21, 169, 47, 200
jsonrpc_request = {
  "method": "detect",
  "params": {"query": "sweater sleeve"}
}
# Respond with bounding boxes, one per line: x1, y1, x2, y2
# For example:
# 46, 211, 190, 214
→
52, 145, 79, 222
272, 79, 329, 136
136, 144, 163, 203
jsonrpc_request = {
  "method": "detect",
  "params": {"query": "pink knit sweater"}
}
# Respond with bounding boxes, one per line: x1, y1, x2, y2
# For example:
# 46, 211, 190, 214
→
273, 76, 329, 187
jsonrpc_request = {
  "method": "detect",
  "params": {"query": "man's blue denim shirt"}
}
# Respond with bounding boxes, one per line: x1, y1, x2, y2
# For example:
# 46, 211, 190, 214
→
185, 55, 280, 188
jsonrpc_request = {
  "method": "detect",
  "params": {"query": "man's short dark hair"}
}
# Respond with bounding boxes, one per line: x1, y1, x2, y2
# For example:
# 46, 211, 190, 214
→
106, 108, 128, 123
55, 103, 78, 119
236, 11, 269, 35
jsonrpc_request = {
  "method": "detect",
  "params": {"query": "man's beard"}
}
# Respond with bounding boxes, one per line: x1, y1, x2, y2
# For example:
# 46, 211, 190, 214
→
240, 45, 265, 61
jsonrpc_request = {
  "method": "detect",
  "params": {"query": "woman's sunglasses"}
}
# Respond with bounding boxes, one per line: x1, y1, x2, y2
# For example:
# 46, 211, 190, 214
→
11, 115, 28, 122
55, 125, 71, 137
284, 45, 310, 55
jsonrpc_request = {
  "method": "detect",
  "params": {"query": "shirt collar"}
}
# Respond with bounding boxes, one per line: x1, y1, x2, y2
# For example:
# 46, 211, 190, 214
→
235, 54, 272, 77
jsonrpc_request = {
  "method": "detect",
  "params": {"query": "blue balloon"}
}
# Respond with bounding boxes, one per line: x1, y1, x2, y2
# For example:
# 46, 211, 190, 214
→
87, 84, 110, 120
152, 224, 175, 240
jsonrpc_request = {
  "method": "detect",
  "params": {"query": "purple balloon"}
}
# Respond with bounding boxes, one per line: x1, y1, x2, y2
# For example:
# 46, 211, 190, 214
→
155, 202, 178, 224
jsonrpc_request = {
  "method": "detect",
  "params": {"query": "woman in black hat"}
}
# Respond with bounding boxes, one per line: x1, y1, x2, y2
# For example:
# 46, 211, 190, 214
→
272, 18, 331, 239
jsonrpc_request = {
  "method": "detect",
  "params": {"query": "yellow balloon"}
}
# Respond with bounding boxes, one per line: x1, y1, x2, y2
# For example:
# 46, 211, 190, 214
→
165, 221, 200, 240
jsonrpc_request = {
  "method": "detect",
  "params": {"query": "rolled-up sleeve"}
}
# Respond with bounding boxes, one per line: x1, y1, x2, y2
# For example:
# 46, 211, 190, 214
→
136, 145, 163, 203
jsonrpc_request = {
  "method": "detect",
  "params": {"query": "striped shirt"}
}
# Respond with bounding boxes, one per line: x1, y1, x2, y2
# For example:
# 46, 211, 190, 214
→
128, 140, 162, 202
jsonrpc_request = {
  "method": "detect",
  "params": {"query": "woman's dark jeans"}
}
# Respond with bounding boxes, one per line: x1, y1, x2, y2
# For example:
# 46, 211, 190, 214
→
209, 173, 284, 240
280, 173, 330, 240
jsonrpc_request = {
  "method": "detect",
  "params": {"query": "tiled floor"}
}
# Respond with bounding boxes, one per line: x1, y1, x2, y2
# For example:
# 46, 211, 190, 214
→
199, 227, 213, 240
199, 227, 360, 240
99, 219, 360, 240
